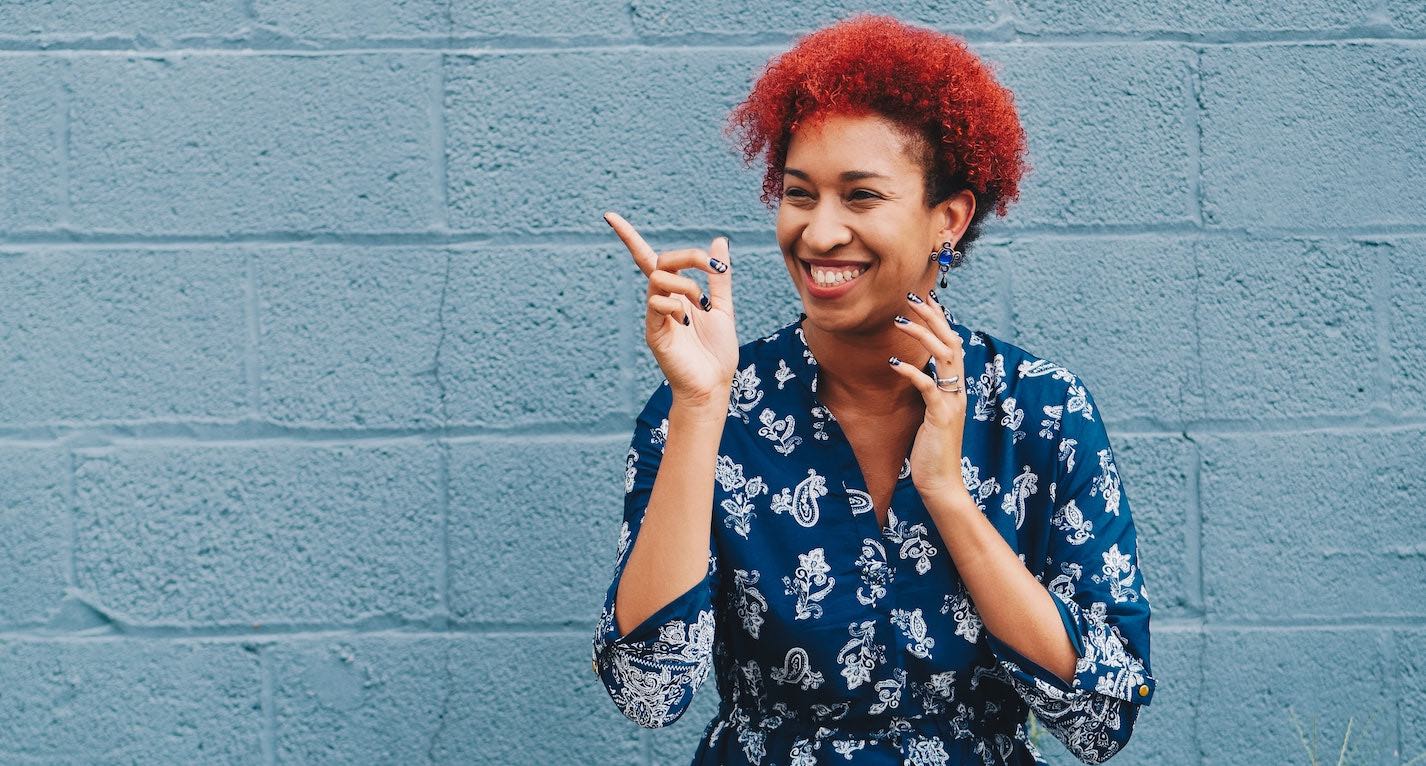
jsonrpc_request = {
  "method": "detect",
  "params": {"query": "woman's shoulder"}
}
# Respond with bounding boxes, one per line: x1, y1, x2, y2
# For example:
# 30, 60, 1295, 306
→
965, 325, 1094, 410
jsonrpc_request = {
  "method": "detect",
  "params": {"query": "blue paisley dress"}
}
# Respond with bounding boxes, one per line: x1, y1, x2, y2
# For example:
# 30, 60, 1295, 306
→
592, 304, 1156, 765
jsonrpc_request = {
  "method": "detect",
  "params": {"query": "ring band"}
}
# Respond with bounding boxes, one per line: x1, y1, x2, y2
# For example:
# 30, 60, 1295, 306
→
935, 374, 962, 393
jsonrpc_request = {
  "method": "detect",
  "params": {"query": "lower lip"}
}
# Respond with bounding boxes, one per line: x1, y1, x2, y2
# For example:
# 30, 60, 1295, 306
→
802, 262, 870, 299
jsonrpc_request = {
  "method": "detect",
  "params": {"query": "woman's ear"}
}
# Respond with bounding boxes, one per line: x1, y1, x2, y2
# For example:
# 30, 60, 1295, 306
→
939, 189, 976, 247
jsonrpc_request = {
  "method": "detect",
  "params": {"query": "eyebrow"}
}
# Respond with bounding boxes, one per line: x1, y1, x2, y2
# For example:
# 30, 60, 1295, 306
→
783, 168, 891, 182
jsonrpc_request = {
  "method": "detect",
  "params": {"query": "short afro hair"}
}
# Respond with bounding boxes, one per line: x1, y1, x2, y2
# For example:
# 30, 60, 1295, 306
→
724, 13, 1030, 259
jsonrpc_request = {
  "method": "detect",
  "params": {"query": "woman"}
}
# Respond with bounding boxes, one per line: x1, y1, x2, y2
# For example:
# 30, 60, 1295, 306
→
591, 14, 1155, 766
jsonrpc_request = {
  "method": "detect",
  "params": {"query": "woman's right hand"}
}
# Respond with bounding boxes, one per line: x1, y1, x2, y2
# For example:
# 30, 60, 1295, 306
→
605, 211, 738, 408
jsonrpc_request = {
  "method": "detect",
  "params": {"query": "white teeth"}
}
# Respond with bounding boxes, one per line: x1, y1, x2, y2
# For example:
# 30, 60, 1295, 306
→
811, 266, 865, 286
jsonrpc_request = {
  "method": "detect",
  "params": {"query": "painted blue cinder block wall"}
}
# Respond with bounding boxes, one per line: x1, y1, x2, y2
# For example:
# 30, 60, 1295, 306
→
1, 2, 1423, 764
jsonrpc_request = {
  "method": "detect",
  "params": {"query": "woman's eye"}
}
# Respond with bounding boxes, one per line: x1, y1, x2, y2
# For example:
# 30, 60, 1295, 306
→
785, 188, 878, 200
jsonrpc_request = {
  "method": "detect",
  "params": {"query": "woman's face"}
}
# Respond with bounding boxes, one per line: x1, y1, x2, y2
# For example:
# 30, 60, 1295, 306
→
775, 111, 973, 331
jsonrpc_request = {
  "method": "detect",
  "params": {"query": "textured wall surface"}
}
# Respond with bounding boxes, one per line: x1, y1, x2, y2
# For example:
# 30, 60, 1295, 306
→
1, 2, 1424, 764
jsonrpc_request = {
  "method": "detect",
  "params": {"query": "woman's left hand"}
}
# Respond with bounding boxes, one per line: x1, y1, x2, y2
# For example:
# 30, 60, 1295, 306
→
889, 291, 977, 509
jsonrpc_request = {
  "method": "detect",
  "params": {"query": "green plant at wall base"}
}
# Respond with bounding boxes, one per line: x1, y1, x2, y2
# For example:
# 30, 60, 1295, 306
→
1286, 705, 1426, 766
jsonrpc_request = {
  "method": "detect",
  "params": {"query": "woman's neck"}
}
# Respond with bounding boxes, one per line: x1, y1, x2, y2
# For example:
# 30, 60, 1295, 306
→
802, 317, 928, 418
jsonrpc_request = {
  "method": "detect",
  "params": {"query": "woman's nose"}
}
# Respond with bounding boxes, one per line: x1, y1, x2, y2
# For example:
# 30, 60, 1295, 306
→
800, 204, 852, 253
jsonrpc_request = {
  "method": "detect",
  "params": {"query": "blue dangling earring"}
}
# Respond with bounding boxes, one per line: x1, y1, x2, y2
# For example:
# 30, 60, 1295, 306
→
928, 241, 965, 289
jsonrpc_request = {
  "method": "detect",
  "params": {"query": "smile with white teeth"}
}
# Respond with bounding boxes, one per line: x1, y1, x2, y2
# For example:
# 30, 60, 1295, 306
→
809, 264, 866, 286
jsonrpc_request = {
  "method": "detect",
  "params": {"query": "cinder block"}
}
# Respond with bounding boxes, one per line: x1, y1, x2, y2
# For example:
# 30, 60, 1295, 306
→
0, 640, 262, 762
1013, 0, 1381, 34
448, 437, 622, 623
628, 0, 997, 35
439, 245, 628, 427
1114, 435, 1195, 616
0, 249, 247, 425
1200, 43, 1426, 228
254, 0, 447, 38
269, 635, 643, 764
1011, 236, 1198, 423
983, 43, 1196, 229
256, 246, 447, 428
73, 444, 443, 626
0, 1, 245, 41
1200, 428, 1426, 620
67, 54, 438, 235
1401, 630, 1426, 764
1387, 238, 1426, 414
1201, 629, 1394, 765
1389, 0, 1426, 32
0, 448, 69, 626
0, 58, 65, 232
445, 49, 769, 234
452, 0, 632, 36
1194, 237, 1376, 421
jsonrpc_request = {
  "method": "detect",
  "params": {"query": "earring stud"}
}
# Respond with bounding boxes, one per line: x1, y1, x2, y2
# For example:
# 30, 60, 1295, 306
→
927, 241, 965, 288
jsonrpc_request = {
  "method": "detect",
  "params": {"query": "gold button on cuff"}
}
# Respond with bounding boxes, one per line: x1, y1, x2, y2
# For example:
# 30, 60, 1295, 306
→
1138, 684, 1150, 697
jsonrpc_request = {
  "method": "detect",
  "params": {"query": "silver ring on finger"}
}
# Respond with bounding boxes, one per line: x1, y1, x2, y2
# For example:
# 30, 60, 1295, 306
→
934, 374, 962, 393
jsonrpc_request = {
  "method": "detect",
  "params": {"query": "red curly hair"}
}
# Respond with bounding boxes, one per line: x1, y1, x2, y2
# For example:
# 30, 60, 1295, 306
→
724, 13, 1029, 254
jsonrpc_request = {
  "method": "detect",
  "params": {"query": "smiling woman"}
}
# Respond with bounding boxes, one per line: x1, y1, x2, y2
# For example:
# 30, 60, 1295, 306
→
594, 12, 1157, 766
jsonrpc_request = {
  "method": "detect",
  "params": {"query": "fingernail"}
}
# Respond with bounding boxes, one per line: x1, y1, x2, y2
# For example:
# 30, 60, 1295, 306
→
683, 314, 690, 326
906, 292, 923, 304
929, 289, 940, 304
699, 294, 712, 311
602, 213, 613, 227
893, 315, 910, 325
709, 257, 726, 273
888, 356, 901, 366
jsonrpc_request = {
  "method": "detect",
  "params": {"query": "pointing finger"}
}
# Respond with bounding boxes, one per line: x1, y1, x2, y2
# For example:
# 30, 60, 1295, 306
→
604, 211, 658, 277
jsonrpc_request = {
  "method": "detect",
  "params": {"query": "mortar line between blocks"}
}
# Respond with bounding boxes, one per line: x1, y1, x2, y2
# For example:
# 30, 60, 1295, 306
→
65, 448, 79, 587
1187, 46, 1204, 227
244, 253, 262, 417
432, 50, 449, 232
260, 646, 276, 765
1187, 435, 1203, 612
438, 440, 451, 622
58, 58, 73, 225
1370, 241, 1393, 414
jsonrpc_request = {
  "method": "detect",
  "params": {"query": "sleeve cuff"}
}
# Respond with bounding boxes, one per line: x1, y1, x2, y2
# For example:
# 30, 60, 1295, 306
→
609, 575, 714, 648
590, 576, 717, 729
984, 590, 1156, 706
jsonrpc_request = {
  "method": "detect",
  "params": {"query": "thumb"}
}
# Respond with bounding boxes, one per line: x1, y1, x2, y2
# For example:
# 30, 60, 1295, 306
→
707, 235, 732, 309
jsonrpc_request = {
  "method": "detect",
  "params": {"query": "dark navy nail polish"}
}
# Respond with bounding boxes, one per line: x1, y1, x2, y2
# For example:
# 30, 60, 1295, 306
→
709, 258, 726, 273
893, 315, 910, 324
700, 294, 712, 311
907, 292, 923, 304
683, 314, 690, 326
929, 289, 940, 304
889, 356, 901, 366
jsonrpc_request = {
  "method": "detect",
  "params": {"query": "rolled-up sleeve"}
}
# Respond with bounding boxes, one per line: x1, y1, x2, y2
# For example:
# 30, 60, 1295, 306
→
983, 377, 1156, 764
591, 381, 719, 729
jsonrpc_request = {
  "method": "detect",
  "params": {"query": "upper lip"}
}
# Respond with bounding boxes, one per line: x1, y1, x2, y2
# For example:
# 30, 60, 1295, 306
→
800, 259, 871, 268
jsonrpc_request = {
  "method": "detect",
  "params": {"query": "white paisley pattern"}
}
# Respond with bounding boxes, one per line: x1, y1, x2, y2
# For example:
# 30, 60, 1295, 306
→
593, 308, 1157, 765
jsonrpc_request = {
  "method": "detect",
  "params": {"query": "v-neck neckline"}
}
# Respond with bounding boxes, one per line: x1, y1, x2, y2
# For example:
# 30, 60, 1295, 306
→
774, 307, 976, 541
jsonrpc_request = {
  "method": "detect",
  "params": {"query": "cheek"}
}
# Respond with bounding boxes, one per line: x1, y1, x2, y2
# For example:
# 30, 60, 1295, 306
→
774, 207, 795, 242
